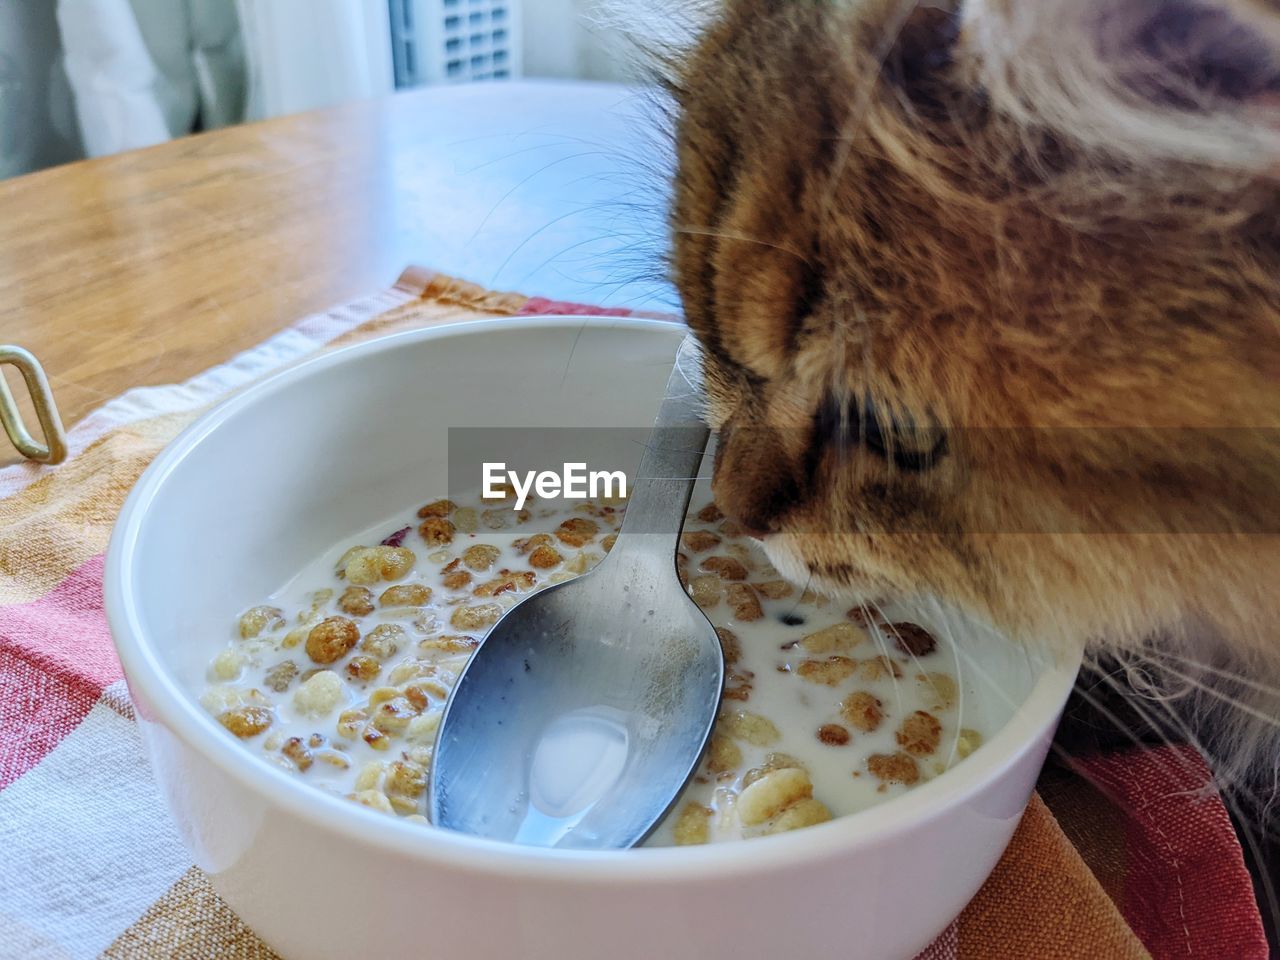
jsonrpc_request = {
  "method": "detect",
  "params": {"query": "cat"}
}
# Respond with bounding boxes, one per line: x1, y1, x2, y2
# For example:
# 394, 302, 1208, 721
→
637, 0, 1279, 843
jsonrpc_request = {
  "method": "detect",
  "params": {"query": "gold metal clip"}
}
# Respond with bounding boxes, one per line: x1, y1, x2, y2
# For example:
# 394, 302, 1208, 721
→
0, 346, 68, 465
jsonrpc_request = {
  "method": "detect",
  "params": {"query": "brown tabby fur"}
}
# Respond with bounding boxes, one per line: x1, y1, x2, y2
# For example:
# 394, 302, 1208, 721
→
661, 0, 1280, 787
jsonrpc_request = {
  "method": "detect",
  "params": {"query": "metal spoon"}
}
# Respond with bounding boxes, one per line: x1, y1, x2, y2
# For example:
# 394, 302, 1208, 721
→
429, 337, 723, 848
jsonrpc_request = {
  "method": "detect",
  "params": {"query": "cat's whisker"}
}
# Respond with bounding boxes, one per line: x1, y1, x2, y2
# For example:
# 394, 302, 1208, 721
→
671, 225, 813, 264
1081, 654, 1280, 820
866, 598, 906, 717
1138, 660, 1280, 731
1144, 648, 1280, 699
1087, 664, 1280, 933
921, 595, 968, 771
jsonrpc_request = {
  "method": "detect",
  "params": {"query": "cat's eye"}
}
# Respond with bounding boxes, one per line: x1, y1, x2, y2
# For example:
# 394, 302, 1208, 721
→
815, 392, 947, 473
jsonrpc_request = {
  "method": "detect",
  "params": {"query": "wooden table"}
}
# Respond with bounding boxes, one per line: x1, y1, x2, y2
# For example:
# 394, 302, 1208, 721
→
0, 80, 673, 466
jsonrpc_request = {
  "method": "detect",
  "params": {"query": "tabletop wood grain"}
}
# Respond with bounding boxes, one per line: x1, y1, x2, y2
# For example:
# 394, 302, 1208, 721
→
0, 81, 671, 468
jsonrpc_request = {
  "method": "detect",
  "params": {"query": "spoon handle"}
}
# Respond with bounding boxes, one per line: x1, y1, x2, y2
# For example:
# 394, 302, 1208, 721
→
614, 336, 710, 542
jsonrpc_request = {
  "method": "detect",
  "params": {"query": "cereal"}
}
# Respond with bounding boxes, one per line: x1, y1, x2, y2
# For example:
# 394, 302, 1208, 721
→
218, 706, 273, 738
689, 575, 721, 608
204, 489, 982, 846
480, 509, 512, 530
753, 580, 794, 600
351, 789, 394, 814
338, 586, 375, 617
840, 691, 884, 733
565, 552, 600, 575
720, 709, 781, 746
418, 635, 479, 654
463, 544, 501, 571
281, 627, 308, 649
798, 622, 864, 653
297, 590, 333, 625
263, 660, 299, 693
238, 605, 284, 639
725, 583, 763, 621
406, 711, 442, 744
896, 711, 942, 757
450, 603, 501, 630
379, 584, 432, 608
354, 761, 383, 792
701, 556, 748, 581
867, 752, 920, 785
767, 797, 832, 833
554, 517, 598, 547
345, 655, 382, 683
473, 570, 536, 597
293, 670, 344, 717
796, 656, 858, 686
723, 670, 753, 702
337, 707, 368, 739
817, 724, 851, 746
305, 617, 359, 664
741, 753, 805, 789
418, 518, 456, 547
857, 656, 903, 681
371, 696, 419, 734
955, 728, 983, 759
385, 759, 427, 801
673, 803, 712, 845
696, 502, 723, 523
737, 767, 813, 826
528, 545, 562, 569
360, 623, 403, 660
342, 546, 416, 585
282, 737, 313, 772
707, 735, 743, 773
441, 568, 472, 590
682, 531, 721, 553
916, 672, 958, 712
211, 648, 244, 681
716, 627, 741, 666
886, 622, 937, 658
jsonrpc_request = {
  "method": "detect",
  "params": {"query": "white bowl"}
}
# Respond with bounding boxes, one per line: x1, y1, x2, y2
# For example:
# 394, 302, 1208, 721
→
106, 317, 1079, 960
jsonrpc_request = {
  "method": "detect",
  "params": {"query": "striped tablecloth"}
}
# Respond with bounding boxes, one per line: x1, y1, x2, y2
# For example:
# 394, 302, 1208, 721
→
0, 269, 1267, 960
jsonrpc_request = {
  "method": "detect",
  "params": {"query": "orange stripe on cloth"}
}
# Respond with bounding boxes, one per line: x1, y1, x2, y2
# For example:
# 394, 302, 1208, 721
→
957, 795, 1151, 959
0, 412, 202, 605
101, 867, 279, 960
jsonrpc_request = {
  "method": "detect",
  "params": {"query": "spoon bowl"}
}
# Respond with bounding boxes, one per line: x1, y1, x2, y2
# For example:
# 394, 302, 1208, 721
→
431, 542, 724, 847
430, 338, 724, 848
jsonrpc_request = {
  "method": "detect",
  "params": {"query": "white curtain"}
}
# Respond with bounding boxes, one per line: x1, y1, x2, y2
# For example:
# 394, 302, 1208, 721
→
0, 1, 82, 178
58, 0, 246, 157
235, 0, 393, 121
0, 0, 394, 179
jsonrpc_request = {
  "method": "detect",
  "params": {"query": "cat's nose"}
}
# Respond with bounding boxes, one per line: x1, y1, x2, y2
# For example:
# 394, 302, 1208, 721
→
711, 422, 799, 538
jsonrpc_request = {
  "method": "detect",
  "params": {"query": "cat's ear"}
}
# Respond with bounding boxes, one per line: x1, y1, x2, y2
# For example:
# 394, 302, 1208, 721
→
958, 0, 1280, 172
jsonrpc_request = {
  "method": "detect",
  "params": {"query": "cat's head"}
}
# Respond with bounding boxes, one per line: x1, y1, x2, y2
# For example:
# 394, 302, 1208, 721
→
668, 0, 1280, 651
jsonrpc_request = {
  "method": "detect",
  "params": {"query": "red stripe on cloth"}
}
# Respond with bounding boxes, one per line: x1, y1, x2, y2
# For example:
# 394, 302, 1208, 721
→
0, 554, 121, 692
517, 297, 635, 317
1081, 745, 1269, 960
0, 647, 100, 788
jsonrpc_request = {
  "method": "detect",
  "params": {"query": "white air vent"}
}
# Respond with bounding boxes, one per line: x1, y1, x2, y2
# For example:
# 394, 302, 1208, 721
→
389, 0, 522, 86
